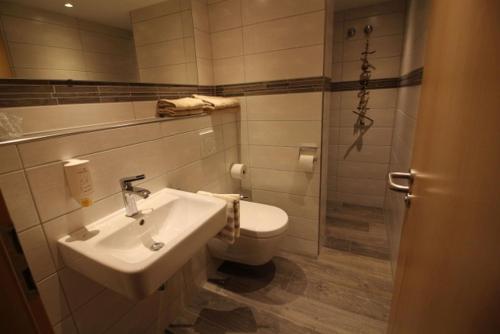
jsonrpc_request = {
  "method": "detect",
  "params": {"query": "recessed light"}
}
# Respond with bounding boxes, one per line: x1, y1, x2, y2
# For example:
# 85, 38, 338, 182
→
64, 3, 73, 8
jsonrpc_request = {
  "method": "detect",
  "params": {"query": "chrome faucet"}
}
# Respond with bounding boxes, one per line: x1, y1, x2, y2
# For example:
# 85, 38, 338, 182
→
120, 175, 151, 217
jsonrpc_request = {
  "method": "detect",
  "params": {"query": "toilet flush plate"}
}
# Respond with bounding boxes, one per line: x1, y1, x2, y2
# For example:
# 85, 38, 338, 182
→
199, 128, 216, 158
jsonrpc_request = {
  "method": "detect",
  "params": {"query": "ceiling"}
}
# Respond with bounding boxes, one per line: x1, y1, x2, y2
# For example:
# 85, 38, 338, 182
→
7, 0, 166, 29
335, 0, 400, 11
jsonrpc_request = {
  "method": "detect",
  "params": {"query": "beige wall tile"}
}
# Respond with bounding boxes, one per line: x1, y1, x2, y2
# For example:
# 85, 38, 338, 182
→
58, 268, 104, 312
222, 122, 238, 148
133, 12, 183, 46
344, 0, 405, 20
163, 131, 202, 171
211, 28, 243, 59
136, 39, 187, 67
181, 10, 195, 37
338, 144, 391, 163
281, 235, 318, 256
2, 16, 81, 49
340, 88, 398, 109
168, 152, 225, 191
192, 0, 210, 32
246, 92, 322, 121
344, 12, 405, 40
9, 43, 86, 71
251, 167, 320, 197
2, 102, 135, 134
0, 2, 78, 27
338, 127, 393, 146
80, 31, 134, 55
53, 317, 78, 334
336, 191, 384, 207
13, 68, 88, 80
241, 0, 324, 25
0, 171, 40, 231
287, 216, 318, 241
252, 189, 319, 220
342, 34, 403, 61
244, 45, 323, 82
342, 56, 401, 81
339, 108, 395, 127
248, 121, 321, 147
196, 57, 214, 85
337, 161, 388, 180
132, 101, 157, 120
161, 115, 219, 136
37, 273, 71, 325
243, 11, 324, 54
213, 56, 245, 84
106, 293, 160, 334
130, 0, 182, 23
249, 145, 320, 173
194, 29, 212, 59
18, 225, 55, 281
337, 177, 386, 197
0, 145, 21, 174
208, 0, 242, 32
19, 123, 161, 168
72, 289, 134, 334
140, 63, 192, 84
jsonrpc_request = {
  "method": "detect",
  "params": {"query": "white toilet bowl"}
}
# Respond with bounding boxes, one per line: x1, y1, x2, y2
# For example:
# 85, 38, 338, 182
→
207, 200, 288, 265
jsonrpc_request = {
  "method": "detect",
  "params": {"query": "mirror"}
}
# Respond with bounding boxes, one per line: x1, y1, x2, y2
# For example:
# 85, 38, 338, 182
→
0, 0, 199, 84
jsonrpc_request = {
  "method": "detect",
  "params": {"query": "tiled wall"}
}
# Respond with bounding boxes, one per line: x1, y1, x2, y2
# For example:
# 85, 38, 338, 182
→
131, 0, 198, 84
328, 1, 406, 209
205, 0, 330, 257
0, 102, 241, 333
208, 0, 325, 84
239, 92, 324, 257
385, 0, 429, 275
0, 2, 138, 82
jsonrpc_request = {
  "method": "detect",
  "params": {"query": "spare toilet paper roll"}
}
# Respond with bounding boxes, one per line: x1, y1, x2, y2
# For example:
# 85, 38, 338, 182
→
298, 154, 315, 172
230, 163, 247, 180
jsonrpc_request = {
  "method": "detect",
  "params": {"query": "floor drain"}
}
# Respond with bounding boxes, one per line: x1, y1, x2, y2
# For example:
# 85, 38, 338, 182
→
150, 241, 164, 251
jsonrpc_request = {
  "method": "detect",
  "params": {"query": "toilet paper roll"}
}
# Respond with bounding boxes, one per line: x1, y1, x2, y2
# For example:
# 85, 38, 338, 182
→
298, 154, 315, 172
230, 163, 247, 180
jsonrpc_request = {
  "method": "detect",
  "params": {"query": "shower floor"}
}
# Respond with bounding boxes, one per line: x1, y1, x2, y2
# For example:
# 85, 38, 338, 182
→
323, 203, 391, 260
166, 247, 393, 333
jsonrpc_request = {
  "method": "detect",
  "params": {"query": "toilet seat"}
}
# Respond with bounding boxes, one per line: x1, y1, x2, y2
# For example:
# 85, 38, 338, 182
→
239, 201, 288, 238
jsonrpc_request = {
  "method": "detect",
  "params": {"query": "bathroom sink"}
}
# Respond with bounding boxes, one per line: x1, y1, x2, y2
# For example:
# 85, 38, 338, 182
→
57, 188, 226, 300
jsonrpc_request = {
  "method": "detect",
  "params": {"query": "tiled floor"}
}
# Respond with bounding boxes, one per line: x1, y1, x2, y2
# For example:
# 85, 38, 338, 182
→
166, 247, 393, 333
323, 203, 391, 260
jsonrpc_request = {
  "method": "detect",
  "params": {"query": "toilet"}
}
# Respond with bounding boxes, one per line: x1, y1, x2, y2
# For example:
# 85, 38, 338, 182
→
207, 200, 288, 266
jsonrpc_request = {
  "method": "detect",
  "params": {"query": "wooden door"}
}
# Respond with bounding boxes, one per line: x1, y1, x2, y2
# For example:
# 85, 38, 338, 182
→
388, 0, 500, 333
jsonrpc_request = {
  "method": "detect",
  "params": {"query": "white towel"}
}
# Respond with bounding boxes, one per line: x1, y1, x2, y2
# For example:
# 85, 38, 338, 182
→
192, 94, 240, 111
197, 191, 240, 244
156, 97, 209, 117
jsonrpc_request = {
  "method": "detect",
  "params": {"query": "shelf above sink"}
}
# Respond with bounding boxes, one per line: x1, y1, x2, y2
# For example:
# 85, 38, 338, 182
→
58, 188, 227, 300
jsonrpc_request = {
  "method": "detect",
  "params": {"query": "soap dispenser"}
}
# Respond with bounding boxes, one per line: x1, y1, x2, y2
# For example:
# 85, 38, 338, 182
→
64, 159, 94, 207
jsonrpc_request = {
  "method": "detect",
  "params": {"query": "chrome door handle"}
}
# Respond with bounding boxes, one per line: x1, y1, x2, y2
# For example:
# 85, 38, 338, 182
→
388, 170, 415, 206
388, 171, 413, 193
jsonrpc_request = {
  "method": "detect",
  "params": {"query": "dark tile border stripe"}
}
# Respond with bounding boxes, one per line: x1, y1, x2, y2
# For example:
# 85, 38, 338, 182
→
0, 68, 423, 107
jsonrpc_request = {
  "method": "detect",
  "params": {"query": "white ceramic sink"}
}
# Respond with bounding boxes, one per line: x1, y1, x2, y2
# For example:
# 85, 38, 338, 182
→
58, 188, 226, 300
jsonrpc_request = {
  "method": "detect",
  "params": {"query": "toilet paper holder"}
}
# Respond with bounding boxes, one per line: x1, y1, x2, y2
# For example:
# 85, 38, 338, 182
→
298, 145, 318, 161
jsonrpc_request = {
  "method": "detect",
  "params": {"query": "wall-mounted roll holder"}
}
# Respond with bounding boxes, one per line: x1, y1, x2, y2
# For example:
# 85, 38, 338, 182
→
298, 144, 318, 161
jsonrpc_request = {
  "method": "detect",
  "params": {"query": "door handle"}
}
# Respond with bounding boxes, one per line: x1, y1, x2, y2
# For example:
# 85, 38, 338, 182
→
388, 170, 415, 206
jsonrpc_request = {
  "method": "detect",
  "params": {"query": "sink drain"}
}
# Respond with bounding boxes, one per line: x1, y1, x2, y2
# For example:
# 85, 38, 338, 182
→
150, 241, 164, 251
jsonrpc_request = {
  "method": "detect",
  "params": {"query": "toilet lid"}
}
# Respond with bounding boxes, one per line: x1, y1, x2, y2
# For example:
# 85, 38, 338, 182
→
239, 201, 288, 238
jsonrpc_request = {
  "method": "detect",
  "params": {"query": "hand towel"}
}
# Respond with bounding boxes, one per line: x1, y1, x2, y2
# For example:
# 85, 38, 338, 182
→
156, 97, 209, 117
192, 94, 240, 111
197, 191, 240, 244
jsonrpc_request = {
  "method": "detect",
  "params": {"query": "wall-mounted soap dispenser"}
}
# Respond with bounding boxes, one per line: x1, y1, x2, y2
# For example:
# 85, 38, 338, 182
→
64, 159, 94, 207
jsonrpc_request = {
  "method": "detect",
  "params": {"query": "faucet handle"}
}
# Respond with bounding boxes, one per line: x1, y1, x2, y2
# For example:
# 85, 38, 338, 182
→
120, 174, 145, 190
